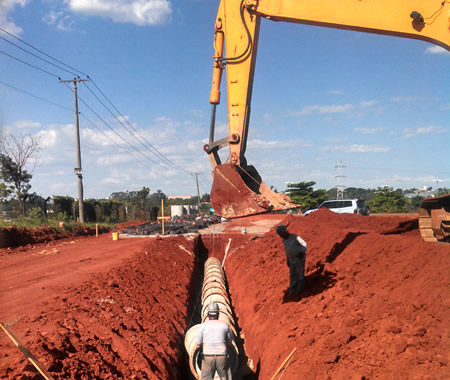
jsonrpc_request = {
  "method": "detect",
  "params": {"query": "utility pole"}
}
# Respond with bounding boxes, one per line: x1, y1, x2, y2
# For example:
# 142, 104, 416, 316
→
192, 172, 201, 215
284, 181, 293, 198
334, 160, 346, 199
59, 77, 90, 223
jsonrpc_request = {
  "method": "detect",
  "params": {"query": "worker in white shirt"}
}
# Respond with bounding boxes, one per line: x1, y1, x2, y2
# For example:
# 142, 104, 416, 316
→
196, 302, 233, 379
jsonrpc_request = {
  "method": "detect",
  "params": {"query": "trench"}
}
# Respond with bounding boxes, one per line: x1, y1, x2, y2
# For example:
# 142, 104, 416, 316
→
179, 233, 255, 380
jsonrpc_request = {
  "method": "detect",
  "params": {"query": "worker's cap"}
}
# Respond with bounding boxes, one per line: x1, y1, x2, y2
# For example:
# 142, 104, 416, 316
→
207, 302, 220, 316
276, 225, 288, 235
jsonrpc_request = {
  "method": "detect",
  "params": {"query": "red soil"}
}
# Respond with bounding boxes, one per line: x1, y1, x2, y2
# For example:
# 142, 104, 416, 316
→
0, 210, 448, 379
0, 225, 109, 249
0, 234, 199, 379
225, 209, 449, 379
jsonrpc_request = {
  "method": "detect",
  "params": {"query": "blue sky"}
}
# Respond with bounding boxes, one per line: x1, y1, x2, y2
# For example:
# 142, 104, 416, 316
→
1, 0, 449, 200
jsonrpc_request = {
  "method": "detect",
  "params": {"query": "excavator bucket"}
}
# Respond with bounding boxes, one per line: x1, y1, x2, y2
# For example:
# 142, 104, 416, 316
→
210, 163, 300, 219
418, 194, 450, 243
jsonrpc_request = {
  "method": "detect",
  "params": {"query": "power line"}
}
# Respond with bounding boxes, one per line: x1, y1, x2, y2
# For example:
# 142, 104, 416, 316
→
0, 79, 152, 181
87, 79, 191, 175
0, 35, 79, 77
0, 27, 88, 77
199, 172, 212, 188
0, 78, 170, 171
78, 113, 152, 169
0, 49, 60, 78
1, 27, 193, 176
63, 83, 179, 173
0, 80, 73, 111
90, 78, 190, 173
81, 81, 189, 175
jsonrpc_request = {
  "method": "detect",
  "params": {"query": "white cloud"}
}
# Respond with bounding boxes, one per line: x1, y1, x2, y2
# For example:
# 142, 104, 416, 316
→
353, 127, 385, 135
322, 144, 390, 153
189, 109, 204, 119
67, 0, 172, 26
213, 121, 228, 136
96, 153, 135, 166
101, 168, 131, 184
353, 174, 449, 190
328, 90, 343, 95
403, 126, 447, 138
37, 128, 59, 148
0, 0, 28, 35
359, 100, 379, 108
146, 117, 179, 141
424, 46, 450, 55
293, 104, 353, 116
49, 182, 69, 193
391, 96, 419, 103
288, 100, 378, 116
325, 136, 348, 143
248, 138, 312, 150
42, 10, 75, 31
11, 120, 42, 129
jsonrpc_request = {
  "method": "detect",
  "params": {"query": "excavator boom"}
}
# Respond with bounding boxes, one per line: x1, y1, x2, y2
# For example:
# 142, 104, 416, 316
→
205, 0, 450, 219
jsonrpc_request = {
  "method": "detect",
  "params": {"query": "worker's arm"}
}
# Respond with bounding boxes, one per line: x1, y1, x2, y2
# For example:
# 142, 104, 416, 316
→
296, 236, 307, 249
225, 327, 233, 350
196, 325, 204, 349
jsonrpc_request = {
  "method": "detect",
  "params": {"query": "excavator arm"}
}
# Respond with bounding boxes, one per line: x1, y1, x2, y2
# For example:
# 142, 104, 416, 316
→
205, 0, 450, 219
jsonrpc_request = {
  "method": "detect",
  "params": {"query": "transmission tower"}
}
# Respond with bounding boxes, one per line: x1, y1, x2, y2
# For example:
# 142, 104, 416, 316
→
334, 160, 346, 199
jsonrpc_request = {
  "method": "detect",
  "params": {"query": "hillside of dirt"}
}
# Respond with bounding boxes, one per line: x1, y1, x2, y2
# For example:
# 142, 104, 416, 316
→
226, 209, 449, 379
0, 210, 448, 379
0, 225, 110, 250
0, 235, 202, 379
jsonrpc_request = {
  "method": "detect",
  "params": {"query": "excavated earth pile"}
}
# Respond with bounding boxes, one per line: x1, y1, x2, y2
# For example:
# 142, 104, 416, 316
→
0, 225, 110, 249
225, 209, 449, 379
0, 235, 203, 379
0, 210, 448, 379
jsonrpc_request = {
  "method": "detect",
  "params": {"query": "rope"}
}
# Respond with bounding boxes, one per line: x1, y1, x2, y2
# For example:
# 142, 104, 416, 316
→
236, 164, 262, 187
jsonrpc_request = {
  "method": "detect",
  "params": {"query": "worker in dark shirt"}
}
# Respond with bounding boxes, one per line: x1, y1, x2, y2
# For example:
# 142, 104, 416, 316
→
276, 224, 307, 295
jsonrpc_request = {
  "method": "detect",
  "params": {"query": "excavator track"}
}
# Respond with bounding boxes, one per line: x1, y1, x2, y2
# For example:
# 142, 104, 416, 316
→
418, 194, 450, 243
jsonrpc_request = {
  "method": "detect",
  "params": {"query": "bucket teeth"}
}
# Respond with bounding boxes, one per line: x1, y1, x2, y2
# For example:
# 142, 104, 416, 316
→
210, 163, 300, 218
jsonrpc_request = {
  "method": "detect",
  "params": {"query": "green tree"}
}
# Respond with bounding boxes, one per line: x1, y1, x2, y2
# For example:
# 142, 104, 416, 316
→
0, 133, 41, 217
367, 186, 406, 213
286, 181, 328, 210
405, 195, 425, 212
0, 182, 13, 203
148, 189, 166, 207
137, 186, 150, 219
327, 187, 376, 201
53, 196, 75, 220
0, 153, 32, 216
200, 193, 210, 203
436, 188, 450, 196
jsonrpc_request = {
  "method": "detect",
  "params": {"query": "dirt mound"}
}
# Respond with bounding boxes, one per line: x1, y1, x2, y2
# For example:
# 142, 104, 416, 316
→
0, 225, 110, 250
0, 236, 199, 379
225, 210, 449, 379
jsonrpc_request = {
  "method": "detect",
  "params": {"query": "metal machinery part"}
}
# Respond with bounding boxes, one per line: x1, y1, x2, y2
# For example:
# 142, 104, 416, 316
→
206, 0, 450, 219
184, 257, 239, 379
418, 195, 450, 243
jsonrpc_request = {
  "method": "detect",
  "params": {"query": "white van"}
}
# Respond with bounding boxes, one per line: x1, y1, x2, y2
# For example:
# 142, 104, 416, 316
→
303, 199, 370, 216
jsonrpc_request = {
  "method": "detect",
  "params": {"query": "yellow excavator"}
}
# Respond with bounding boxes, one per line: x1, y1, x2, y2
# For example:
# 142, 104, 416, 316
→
204, 0, 450, 242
